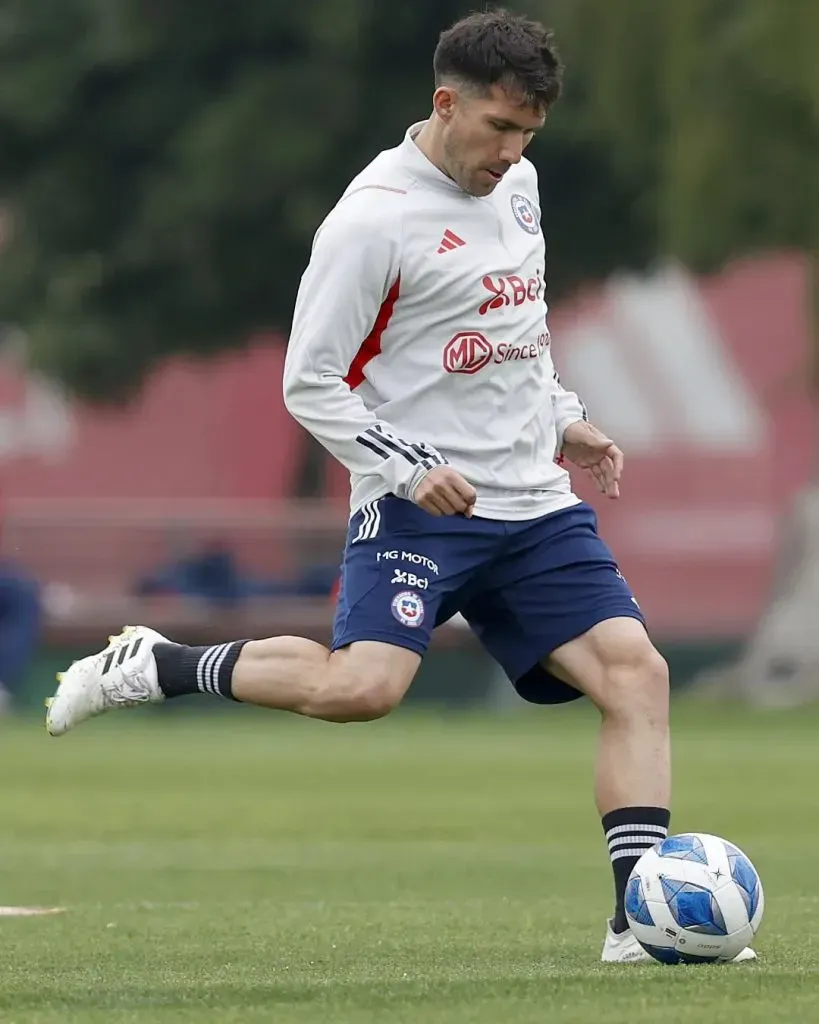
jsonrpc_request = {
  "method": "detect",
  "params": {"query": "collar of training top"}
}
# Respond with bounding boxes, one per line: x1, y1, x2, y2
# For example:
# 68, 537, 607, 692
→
401, 121, 473, 196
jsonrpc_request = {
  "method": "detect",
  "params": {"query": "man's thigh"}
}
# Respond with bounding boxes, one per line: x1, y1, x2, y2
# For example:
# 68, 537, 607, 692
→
331, 495, 502, 660
542, 615, 658, 706
463, 503, 646, 704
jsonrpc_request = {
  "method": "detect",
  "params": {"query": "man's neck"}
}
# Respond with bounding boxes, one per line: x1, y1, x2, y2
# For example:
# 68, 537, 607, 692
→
412, 117, 453, 182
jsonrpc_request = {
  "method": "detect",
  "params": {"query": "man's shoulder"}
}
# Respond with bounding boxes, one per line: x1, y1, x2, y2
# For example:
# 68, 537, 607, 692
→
507, 156, 540, 196
343, 146, 416, 200
320, 149, 414, 238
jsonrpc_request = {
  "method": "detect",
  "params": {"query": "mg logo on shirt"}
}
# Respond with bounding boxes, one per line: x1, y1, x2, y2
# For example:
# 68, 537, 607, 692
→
443, 331, 550, 374
442, 332, 493, 374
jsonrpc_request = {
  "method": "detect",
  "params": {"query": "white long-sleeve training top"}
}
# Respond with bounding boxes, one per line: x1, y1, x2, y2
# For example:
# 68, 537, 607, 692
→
283, 121, 587, 521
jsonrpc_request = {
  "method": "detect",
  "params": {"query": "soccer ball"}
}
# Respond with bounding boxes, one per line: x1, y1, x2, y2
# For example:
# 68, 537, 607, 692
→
625, 832, 764, 963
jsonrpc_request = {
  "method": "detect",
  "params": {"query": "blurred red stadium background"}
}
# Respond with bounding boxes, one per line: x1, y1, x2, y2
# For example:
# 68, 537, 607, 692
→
0, 254, 810, 641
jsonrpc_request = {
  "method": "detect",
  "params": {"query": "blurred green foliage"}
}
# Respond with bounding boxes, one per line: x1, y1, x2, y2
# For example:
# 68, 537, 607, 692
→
0, 0, 815, 400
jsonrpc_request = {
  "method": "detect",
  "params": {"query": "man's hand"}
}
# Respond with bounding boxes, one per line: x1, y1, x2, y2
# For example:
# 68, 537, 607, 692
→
561, 420, 624, 499
413, 466, 477, 517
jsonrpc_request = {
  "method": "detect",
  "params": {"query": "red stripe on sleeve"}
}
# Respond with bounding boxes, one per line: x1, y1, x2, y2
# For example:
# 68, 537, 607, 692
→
343, 276, 401, 390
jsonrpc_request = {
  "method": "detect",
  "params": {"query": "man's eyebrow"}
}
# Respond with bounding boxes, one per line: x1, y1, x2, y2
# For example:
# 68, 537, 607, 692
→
490, 116, 541, 130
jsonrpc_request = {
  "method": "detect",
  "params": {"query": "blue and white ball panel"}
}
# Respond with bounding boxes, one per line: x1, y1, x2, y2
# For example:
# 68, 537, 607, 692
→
625, 832, 763, 963
659, 876, 726, 935
624, 875, 654, 927
655, 833, 709, 864
723, 840, 764, 927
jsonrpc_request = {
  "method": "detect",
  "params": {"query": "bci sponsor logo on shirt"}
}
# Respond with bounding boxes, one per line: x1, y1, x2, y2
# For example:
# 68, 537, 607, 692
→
478, 271, 544, 316
442, 331, 550, 375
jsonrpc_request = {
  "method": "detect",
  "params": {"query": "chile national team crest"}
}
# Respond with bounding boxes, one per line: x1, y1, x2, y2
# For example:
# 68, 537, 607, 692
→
391, 590, 425, 628
510, 193, 540, 235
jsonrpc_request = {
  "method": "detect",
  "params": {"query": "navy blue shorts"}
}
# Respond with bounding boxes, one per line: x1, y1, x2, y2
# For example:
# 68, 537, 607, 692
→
331, 498, 646, 704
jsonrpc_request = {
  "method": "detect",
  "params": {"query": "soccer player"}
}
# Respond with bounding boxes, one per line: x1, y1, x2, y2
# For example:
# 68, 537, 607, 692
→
46, 9, 754, 963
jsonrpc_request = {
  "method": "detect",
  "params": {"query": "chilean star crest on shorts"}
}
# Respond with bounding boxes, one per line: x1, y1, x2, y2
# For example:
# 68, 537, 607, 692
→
391, 590, 425, 628
510, 193, 539, 235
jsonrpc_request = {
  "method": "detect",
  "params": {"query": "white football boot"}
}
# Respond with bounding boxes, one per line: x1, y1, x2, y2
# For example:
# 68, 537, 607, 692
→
45, 626, 167, 736
601, 920, 757, 963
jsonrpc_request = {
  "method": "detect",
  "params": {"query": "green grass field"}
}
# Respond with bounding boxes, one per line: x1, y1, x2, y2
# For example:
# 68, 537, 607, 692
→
1, 698, 817, 1023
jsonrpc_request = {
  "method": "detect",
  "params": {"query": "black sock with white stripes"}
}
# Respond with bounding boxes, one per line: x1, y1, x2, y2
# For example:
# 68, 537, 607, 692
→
602, 806, 670, 934
153, 641, 249, 701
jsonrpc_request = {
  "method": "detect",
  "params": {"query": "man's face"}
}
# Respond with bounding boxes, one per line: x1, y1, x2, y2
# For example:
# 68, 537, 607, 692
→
435, 82, 546, 197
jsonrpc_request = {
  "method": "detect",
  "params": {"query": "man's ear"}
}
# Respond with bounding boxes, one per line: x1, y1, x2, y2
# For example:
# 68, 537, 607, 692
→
432, 85, 459, 124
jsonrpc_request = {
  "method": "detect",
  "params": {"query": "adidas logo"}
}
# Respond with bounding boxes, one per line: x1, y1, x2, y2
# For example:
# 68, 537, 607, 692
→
437, 229, 466, 254
101, 636, 144, 675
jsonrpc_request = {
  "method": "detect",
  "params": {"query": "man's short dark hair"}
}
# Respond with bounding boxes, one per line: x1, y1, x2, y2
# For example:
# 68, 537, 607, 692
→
433, 8, 563, 112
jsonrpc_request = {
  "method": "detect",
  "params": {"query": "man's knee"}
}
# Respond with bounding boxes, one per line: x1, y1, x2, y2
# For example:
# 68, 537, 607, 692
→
332, 674, 402, 722
600, 643, 669, 718
310, 642, 420, 722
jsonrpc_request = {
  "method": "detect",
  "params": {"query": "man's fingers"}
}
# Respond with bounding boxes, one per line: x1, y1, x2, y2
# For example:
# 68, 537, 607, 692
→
606, 444, 624, 480
435, 492, 462, 516
414, 467, 477, 517
441, 483, 475, 515
419, 473, 477, 516
589, 459, 620, 499
446, 477, 477, 516
421, 493, 457, 516
452, 477, 478, 505
602, 449, 623, 498
599, 458, 620, 499
416, 497, 442, 516
589, 464, 608, 494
